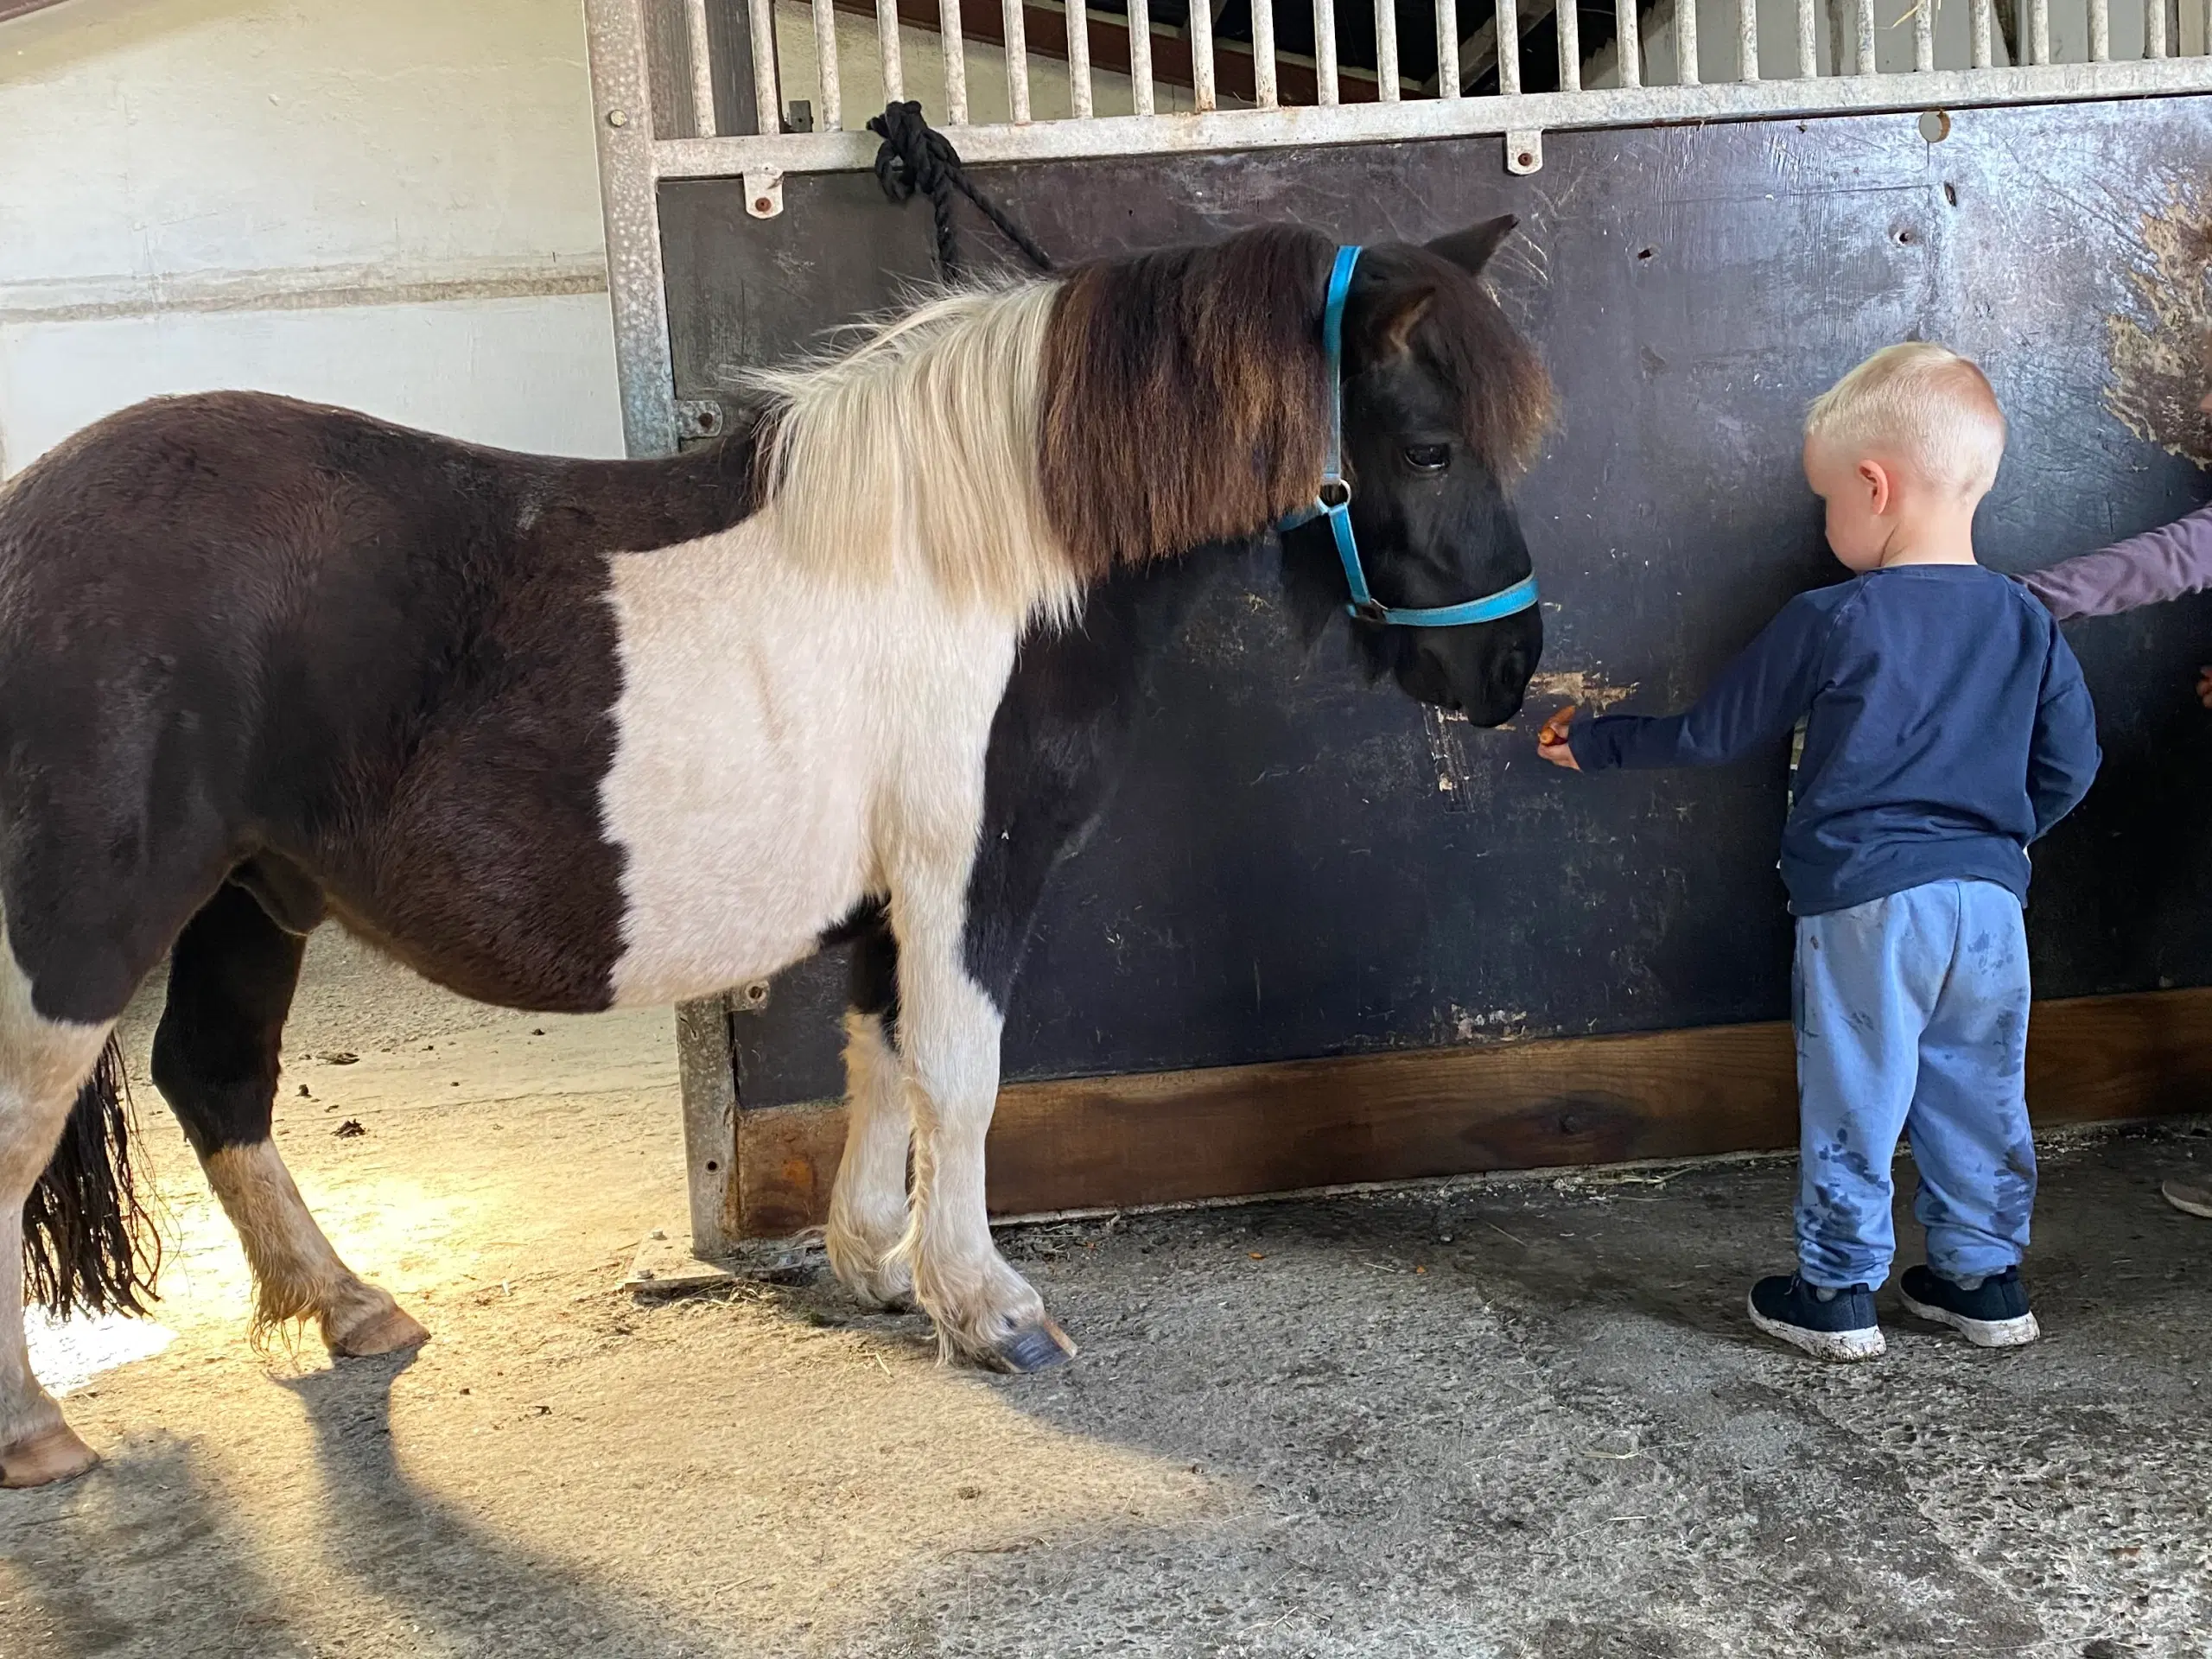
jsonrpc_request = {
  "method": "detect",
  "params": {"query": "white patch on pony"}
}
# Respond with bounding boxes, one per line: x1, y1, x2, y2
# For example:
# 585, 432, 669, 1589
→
825, 1010, 913, 1306
599, 514, 1021, 1009
0, 922, 118, 1458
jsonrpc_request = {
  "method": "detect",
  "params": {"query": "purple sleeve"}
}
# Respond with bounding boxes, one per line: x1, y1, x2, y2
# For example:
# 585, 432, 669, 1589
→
2020, 500, 2212, 621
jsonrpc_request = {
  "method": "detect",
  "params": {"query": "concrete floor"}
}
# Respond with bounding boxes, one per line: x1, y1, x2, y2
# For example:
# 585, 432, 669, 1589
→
4, 934, 2209, 1659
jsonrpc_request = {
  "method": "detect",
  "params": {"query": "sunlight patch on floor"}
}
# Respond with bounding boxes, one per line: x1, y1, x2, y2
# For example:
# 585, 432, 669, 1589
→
24, 1307, 175, 1396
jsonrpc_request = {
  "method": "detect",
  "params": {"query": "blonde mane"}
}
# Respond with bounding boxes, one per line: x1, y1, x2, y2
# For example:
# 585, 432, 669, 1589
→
748, 279, 1083, 626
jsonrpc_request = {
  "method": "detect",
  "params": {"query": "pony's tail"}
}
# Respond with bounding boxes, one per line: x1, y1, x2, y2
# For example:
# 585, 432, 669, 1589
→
21, 1036, 161, 1318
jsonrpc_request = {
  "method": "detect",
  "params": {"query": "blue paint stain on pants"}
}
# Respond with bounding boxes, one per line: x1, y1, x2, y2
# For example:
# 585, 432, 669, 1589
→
1793, 878, 2035, 1289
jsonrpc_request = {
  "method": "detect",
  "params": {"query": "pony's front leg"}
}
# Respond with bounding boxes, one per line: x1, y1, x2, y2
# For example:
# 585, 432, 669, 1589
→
889, 899, 1072, 1373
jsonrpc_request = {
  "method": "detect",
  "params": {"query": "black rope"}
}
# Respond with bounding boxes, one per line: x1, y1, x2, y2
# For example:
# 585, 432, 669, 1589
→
867, 101, 1053, 281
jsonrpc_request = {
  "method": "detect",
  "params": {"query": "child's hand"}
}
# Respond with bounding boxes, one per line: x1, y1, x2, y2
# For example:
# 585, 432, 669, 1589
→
2197, 666, 2212, 710
1537, 704, 1580, 770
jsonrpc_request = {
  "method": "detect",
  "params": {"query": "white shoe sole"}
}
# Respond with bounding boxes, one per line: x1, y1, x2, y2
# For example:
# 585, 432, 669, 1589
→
2163, 1178, 2212, 1220
1898, 1288, 2041, 1349
1747, 1293, 1885, 1361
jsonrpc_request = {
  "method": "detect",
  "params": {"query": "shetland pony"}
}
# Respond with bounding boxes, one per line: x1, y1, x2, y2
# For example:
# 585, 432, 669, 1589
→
0, 219, 1550, 1487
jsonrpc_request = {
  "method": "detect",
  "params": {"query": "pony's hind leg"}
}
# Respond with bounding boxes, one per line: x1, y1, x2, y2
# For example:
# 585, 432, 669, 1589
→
0, 963, 129, 1486
824, 907, 915, 1308
151, 879, 426, 1357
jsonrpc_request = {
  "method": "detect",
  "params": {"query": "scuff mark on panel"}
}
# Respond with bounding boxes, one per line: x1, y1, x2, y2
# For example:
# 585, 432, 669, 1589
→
1525, 670, 1641, 715
2107, 185, 2212, 469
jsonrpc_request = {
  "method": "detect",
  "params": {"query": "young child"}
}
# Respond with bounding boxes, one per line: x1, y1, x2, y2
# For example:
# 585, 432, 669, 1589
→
1538, 343, 2102, 1360
2021, 358, 2212, 1224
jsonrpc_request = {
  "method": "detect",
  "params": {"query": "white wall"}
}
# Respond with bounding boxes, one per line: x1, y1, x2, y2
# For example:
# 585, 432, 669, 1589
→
0, 0, 624, 476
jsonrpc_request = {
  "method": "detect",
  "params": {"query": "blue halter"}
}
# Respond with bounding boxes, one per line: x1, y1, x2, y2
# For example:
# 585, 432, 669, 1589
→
1280, 245, 1541, 630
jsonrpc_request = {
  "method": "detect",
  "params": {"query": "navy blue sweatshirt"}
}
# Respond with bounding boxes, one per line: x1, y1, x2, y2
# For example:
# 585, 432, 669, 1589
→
1567, 564, 2101, 916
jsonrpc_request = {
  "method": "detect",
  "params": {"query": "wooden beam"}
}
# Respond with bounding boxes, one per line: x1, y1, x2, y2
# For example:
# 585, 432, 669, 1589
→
732, 985, 2212, 1236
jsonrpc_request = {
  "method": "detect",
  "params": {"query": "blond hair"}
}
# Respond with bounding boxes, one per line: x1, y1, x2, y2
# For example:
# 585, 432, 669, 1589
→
1804, 342, 2007, 498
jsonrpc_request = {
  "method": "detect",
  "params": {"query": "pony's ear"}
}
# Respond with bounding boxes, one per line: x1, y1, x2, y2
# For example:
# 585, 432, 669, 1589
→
1427, 215, 1518, 276
1366, 281, 1439, 359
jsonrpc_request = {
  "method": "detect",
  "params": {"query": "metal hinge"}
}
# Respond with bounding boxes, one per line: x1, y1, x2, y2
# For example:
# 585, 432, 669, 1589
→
674, 397, 728, 441
745, 168, 784, 219
1506, 130, 1543, 175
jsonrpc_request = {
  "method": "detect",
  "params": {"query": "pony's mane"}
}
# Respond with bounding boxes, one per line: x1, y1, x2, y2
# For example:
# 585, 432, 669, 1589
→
750, 278, 1079, 625
749, 226, 1553, 623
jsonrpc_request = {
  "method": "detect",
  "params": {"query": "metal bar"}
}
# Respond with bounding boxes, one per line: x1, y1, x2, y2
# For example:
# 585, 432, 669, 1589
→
878, 0, 905, 99
1129, 0, 1156, 112
1191, 0, 1220, 108
1066, 0, 1093, 114
2147, 0, 2167, 57
585, 0, 680, 456
1004, 0, 1033, 118
1915, 0, 1934, 67
2088, 0, 2109, 59
942, 0, 969, 122
1675, 0, 1697, 82
1314, 0, 1341, 101
1377, 0, 1402, 97
684, 0, 719, 136
1854, 0, 1875, 69
1433, 0, 1459, 96
1256, 0, 1292, 104
813, 0, 843, 127
1618, 0, 1642, 85
1497, 0, 1521, 92
1555, 0, 1580, 89
1971, 0, 1993, 65
746, 0, 781, 130
2029, 0, 2048, 61
1796, 0, 1815, 74
1737, 0, 1758, 79
652, 57, 2212, 176
674, 997, 740, 1257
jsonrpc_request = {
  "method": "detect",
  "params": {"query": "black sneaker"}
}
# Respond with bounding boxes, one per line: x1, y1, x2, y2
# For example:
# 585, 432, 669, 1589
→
1898, 1264, 2040, 1349
1747, 1274, 1884, 1361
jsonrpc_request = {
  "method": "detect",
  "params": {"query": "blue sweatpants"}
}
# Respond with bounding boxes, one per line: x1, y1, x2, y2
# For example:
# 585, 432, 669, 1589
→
1793, 878, 2037, 1290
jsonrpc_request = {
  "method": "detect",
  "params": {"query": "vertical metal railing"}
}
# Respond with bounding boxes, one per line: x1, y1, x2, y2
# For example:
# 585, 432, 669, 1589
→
1496, 0, 1521, 94
2147, 0, 2168, 55
1376, 0, 1402, 97
1795, 0, 1816, 74
1556, 0, 1580, 90
1971, 0, 1994, 66
1433, 0, 1458, 96
811, 0, 842, 125
1066, 0, 1093, 116
1191, 0, 1220, 110
1618, 0, 1641, 85
1253, 0, 1281, 105
1677, 0, 1699, 83
1737, 0, 1758, 79
747, 0, 781, 128
878, 0, 905, 99
1915, 0, 1935, 67
1313, 0, 1341, 103
1129, 0, 1156, 114
685, 0, 719, 134
1004, 0, 1033, 119
1853, 0, 1875, 70
942, 0, 969, 122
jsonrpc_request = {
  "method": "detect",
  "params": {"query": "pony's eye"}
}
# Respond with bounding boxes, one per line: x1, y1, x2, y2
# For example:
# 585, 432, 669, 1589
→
1403, 443, 1451, 473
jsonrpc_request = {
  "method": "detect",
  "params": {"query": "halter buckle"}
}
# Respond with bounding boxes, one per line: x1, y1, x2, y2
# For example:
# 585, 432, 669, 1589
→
1350, 596, 1391, 626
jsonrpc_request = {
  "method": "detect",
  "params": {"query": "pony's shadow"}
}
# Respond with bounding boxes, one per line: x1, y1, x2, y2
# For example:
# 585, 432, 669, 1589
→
257, 1352, 717, 1658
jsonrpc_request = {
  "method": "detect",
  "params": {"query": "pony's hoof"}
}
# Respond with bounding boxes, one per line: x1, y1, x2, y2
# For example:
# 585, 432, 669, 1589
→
328, 1305, 430, 1358
988, 1318, 1077, 1374
1, 1423, 99, 1490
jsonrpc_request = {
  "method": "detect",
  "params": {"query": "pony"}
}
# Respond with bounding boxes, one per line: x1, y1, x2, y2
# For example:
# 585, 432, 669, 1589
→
0, 218, 1551, 1488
